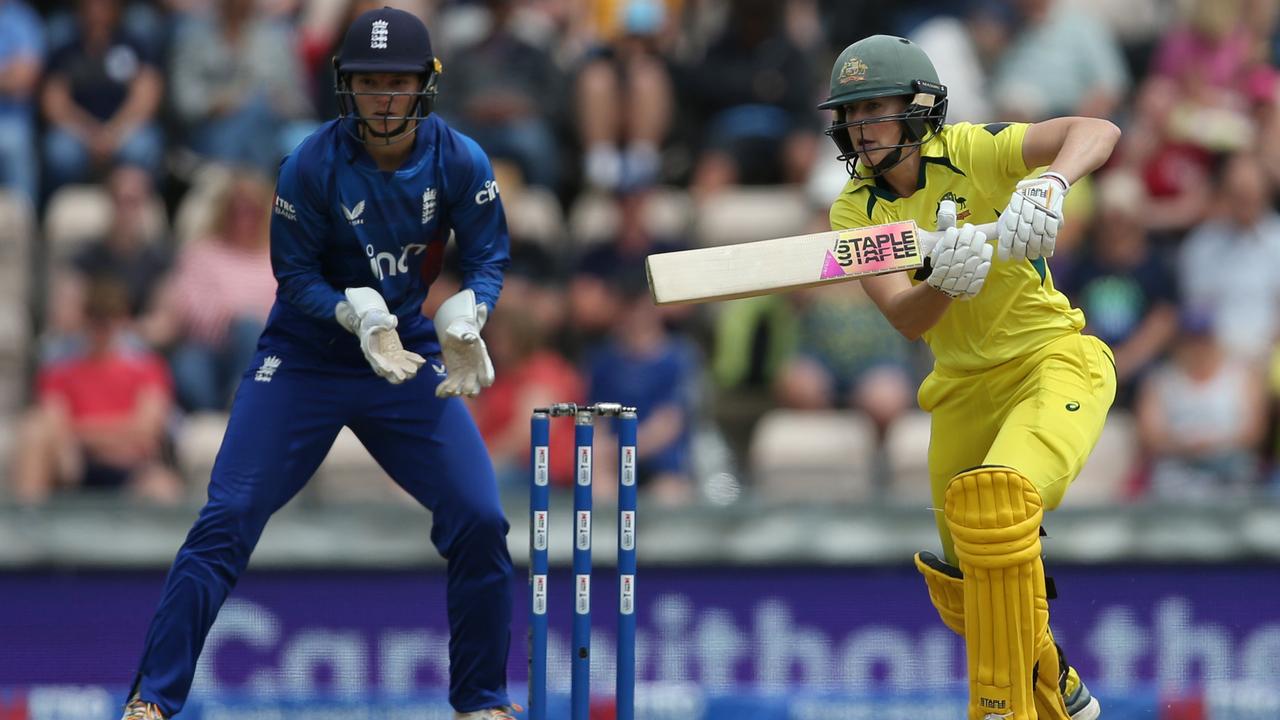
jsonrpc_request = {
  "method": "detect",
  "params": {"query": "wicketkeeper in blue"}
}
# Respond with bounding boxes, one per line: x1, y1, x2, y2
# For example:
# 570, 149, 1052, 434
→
122, 8, 518, 720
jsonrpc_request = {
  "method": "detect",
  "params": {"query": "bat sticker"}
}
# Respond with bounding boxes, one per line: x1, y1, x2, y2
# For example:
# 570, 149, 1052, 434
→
821, 221, 924, 279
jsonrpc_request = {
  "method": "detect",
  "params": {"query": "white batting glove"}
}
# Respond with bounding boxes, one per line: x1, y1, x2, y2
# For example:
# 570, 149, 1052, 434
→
936, 198, 958, 232
927, 223, 993, 300
997, 171, 1068, 262
432, 288, 495, 398
336, 287, 427, 384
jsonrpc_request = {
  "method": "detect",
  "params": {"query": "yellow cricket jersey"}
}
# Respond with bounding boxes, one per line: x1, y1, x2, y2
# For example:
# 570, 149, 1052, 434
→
829, 121, 1085, 371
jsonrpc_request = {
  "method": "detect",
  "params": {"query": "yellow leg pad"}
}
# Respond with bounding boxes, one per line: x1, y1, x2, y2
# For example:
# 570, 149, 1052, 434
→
914, 551, 965, 636
916, 550, 1072, 720
944, 467, 1046, 720
1033, 631, 1070, 720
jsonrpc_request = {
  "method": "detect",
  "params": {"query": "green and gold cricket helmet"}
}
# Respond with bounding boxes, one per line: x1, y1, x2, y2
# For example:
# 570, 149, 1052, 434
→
820, 35, 948, 165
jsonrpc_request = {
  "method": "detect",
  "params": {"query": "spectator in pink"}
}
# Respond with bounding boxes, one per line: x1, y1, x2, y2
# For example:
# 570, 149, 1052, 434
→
1116, 77, 1216, 237
11, 279, 181, 505
1150, 0, 1277, 113
146, 170, 277, 411
1120, 0, 1279, 229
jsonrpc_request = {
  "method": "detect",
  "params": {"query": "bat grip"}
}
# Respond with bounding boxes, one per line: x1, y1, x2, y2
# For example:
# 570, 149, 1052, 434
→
919, 221, 1000, 255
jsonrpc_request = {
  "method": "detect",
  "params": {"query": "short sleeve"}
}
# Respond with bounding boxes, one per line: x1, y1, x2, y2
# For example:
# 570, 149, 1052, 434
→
829, 190, 874, 232
946, 122, 1032, 190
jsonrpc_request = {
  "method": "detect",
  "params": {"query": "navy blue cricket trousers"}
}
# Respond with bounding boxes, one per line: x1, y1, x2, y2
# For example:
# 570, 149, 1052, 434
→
130, 350, 513, 715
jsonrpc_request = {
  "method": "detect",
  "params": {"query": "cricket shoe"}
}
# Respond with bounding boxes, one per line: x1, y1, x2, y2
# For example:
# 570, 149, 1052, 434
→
454, 705, 521, 719
1063, 664, 1101, 720
120, 696, 166, 720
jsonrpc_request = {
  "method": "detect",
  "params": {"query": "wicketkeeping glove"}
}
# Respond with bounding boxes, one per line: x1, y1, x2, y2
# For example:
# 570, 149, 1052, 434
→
927, 223, 993, 300
336, 287, 427, 384
997, 171, 1069, 262
432, 288, 495, 398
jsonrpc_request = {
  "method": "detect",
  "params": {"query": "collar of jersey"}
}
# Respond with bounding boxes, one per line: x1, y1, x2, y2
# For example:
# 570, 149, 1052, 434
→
340, 116, 434, 172
845, 130, 951, 202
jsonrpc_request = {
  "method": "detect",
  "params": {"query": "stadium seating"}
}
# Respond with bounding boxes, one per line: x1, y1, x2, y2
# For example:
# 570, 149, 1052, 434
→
884, 410, 933, 506
748, 409, 877, 503
173, 411, 230, 491
0, 192, 33, 414
567, 186, 694, 248
693, 186, 812, 247
43, 185, 113, 259
43, 183, 167, 260
308, 427, 407, 504
175, 413, 404, 503
501, 184, 566, 249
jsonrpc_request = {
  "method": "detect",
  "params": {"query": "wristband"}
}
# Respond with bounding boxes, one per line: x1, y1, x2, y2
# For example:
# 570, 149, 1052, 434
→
1040, 171, 1071, 193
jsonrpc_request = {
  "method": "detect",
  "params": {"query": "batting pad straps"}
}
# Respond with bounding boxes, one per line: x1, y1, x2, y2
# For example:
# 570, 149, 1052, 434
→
914, 551, 965, 636
945, 466, 1047, 720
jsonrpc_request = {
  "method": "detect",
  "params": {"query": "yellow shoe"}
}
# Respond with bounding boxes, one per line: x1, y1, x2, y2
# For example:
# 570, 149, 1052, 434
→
120, 696, 167, 720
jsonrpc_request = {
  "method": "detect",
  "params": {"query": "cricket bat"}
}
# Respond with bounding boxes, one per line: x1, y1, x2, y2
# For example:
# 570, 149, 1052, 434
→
645, 219, 999, 305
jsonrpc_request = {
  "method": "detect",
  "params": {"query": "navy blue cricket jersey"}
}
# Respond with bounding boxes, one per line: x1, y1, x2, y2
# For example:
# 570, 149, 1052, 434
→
265, 115, 510, 369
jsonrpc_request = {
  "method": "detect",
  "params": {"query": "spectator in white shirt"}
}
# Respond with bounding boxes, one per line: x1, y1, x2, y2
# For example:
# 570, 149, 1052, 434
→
1178, 152, 1280, 362
1137, 309, 1266, 501
989, 0, 1130, 120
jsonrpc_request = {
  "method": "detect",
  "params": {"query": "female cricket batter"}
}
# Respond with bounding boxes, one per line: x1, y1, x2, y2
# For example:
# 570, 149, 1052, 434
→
821, 35, 1118, 720
121, 8, 517, 720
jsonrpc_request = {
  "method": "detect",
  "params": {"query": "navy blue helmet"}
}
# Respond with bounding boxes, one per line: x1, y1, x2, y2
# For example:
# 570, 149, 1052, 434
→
333, 6, 442, 144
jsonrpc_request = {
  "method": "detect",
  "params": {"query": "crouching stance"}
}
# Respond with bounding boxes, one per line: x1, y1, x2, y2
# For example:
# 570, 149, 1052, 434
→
818, 34, 1119, 719
121, 8, 518, 720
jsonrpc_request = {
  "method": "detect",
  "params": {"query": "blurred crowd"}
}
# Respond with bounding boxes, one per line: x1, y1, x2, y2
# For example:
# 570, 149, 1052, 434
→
5, 0, 1280, 509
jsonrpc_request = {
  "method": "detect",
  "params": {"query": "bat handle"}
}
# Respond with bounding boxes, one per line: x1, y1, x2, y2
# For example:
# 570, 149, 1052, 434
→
919, 221, 1001, 255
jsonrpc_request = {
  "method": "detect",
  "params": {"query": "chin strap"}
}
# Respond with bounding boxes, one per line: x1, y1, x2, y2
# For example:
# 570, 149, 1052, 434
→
852, 130, 923, 180
360, 117, 417, 145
